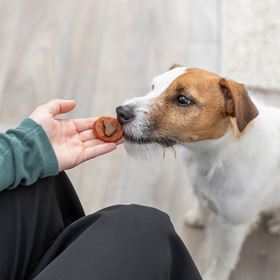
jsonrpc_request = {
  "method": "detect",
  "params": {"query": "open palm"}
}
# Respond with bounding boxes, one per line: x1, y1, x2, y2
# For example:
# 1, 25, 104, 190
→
29, 99, 119, 171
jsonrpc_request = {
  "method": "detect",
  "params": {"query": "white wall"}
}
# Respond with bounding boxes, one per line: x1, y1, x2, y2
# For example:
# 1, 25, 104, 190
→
186, 0, 220, 72
221, 0, 280, 90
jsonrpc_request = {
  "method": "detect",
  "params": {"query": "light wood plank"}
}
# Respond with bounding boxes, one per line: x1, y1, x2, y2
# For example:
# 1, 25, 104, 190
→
1, 1, 279, 279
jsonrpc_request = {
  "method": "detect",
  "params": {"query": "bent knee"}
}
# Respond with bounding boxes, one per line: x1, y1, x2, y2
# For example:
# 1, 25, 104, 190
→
100, 204, 174, 235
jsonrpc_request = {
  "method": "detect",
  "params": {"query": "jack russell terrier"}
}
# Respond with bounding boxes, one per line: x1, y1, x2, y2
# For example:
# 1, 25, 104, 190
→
116, 65, 280, 280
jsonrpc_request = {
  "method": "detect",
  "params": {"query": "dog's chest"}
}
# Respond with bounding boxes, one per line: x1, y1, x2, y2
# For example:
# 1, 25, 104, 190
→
184, 152, 254, 222
188, 159, 226, 210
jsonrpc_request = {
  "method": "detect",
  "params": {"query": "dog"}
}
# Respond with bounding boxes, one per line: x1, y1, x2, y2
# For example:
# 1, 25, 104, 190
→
116, 65, 280, 280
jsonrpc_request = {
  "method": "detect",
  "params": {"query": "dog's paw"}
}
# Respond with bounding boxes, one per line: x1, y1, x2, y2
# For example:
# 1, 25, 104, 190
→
184, 208, 206, 228
203, 269, 218, 280
203, 274, 216, 280
203, 272, 226, 280
267, 216, 280, 236
203, 267, 230, 280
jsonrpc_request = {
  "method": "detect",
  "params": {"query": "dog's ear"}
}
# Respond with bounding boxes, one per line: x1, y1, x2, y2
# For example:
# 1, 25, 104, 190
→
169, 64, 182, 70
219, 79, 259, 132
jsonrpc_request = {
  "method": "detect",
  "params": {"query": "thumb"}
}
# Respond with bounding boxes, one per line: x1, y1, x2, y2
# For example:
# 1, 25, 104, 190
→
45, 99, 76, 116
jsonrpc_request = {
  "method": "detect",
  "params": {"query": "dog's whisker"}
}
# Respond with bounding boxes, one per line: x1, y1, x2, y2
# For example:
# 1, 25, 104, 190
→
162, 147, 166, 159
170, 145, 177, 159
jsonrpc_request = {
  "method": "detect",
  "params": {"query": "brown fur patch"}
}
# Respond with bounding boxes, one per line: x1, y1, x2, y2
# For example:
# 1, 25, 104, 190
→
220, 79, 259, 132
229, 118, 242, 139
149, 68, 257, 143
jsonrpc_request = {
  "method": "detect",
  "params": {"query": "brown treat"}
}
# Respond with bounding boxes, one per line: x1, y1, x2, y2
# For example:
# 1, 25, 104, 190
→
93, 116, 123, 142
104, 120, 117, 136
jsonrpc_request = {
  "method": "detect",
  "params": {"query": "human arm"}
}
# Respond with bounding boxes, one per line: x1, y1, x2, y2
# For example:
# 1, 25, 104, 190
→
0, 99, 118, 191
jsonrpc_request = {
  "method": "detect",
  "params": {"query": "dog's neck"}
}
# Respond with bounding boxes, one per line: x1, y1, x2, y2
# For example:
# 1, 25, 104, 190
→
180, 115, 255, 158
181, 128, 234, 159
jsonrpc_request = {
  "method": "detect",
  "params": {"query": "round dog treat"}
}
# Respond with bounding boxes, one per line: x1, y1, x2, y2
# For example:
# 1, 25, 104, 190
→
93, 116, 123, 142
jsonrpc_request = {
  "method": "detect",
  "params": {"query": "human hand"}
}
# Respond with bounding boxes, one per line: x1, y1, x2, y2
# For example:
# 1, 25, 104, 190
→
29, 99, 121, 171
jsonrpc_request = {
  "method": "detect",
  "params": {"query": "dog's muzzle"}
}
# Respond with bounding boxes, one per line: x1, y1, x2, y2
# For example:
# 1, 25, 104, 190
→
116, 103, 152, 143
116, 103, 176, 147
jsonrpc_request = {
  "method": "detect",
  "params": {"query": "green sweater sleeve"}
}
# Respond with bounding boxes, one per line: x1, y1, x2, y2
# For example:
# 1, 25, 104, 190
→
0, 118, 59, 191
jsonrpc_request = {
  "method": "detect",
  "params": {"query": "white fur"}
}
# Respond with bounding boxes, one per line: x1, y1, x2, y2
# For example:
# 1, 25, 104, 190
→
183, 98, 280, 280
122, 67, 187, 144
125, 66, 187, 103
123, 67, 280, 279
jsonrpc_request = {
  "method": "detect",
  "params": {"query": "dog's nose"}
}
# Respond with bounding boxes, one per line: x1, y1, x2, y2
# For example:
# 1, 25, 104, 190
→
116, 105, 135, 125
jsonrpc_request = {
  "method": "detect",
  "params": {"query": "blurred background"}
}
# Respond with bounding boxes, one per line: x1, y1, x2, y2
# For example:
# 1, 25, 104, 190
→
1, 0, 280, 279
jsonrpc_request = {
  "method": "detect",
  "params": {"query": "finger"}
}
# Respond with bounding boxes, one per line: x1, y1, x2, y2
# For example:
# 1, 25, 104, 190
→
73, 118, 97, 132
116, 137, 124, 145
83, 139, 105, 148
45, 99, 76, 116
79, 129, 96, 142
83, 143, 117, 161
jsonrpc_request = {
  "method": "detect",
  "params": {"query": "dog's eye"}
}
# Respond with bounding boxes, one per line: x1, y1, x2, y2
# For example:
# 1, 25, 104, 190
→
176, 95, 192, 106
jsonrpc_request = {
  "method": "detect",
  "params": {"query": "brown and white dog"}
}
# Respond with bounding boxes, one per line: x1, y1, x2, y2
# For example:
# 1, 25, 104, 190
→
116, 66, 280, 280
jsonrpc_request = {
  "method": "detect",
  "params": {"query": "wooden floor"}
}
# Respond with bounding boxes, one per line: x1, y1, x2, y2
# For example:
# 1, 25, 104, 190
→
0, 1, 279, 279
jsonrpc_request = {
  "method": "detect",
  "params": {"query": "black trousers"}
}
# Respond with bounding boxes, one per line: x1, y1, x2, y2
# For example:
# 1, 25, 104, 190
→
0, 172, 202, 280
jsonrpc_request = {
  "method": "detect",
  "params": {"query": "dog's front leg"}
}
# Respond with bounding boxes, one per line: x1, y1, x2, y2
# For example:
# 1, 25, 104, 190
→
184, 198, 209, 228
203, 215, 251, 280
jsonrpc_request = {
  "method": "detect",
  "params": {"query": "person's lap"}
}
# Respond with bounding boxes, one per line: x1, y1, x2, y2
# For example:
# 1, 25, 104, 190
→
0, 172, 84, 279
0, 172, 201, 280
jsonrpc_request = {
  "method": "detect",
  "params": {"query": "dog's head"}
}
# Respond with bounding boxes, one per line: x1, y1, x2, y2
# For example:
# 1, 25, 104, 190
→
116, 66, 258, 149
